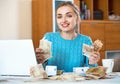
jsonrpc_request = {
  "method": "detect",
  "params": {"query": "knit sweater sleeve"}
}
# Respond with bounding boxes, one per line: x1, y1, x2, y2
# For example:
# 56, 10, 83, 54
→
43, 33, 51, 40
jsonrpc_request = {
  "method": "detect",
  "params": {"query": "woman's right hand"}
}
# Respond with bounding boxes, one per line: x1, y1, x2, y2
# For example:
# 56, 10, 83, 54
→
36, 48, 46, 64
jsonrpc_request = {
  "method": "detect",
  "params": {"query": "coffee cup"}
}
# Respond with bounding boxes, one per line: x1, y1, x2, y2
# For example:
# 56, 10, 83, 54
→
102, 59, 114, 73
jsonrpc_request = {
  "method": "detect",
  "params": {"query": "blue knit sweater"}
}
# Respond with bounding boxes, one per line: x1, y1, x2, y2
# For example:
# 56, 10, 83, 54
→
43, 32, 97, 72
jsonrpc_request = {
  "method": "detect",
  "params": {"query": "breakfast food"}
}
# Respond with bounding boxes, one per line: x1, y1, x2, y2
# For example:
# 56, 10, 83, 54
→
30, 64, 48, 78
86, 66, 107, 79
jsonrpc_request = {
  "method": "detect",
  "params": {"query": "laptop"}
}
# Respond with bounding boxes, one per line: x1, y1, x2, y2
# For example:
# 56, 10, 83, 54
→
0, 39, 37, 77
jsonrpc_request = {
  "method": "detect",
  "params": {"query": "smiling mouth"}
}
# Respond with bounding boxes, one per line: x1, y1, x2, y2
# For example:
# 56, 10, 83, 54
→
61, 23, 69, 28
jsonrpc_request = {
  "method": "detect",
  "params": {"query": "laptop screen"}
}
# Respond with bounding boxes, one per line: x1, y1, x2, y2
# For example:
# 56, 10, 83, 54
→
0, 40, 37, 76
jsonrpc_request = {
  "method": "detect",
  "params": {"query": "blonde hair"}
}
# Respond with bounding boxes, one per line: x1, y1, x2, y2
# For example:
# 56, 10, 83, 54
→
56, 1, 80, 19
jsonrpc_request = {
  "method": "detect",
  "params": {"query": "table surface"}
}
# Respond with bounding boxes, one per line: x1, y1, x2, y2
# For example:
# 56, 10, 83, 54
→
0, 72, 120, 84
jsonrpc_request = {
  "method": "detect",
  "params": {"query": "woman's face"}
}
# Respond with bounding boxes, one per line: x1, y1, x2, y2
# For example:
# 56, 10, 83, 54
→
56, 6, 78, 32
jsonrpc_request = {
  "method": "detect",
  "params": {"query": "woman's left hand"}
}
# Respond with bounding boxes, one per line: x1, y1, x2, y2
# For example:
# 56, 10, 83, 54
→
89, 51, 100, 65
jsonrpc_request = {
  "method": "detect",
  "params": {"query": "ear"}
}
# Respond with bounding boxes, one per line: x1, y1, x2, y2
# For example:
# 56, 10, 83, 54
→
75, 17, 80, 33
77, 15, 81, 21
76, 16, 81, 23
76, 16, 80, 26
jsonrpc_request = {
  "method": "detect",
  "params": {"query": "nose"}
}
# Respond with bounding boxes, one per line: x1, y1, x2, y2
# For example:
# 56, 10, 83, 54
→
61, 16, 67, 23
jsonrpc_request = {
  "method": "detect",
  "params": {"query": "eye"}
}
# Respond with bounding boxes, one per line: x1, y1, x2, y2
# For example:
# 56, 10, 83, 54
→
57, 15, 62, 19
66, 14, 72, 18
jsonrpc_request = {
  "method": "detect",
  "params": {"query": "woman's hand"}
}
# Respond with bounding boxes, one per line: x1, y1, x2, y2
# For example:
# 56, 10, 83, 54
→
89, 51, 100, 65
36, 48, 46, 63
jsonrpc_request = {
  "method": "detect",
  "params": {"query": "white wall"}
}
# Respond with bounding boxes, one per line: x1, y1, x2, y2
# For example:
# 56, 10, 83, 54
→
0, 0, 32, 39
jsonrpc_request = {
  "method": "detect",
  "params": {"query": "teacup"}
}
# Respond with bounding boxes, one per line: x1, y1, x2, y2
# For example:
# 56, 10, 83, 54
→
102, 59, 114, 73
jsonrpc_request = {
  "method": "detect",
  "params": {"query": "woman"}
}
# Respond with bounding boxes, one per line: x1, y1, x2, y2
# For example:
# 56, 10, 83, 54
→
36, 1, 100, 72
